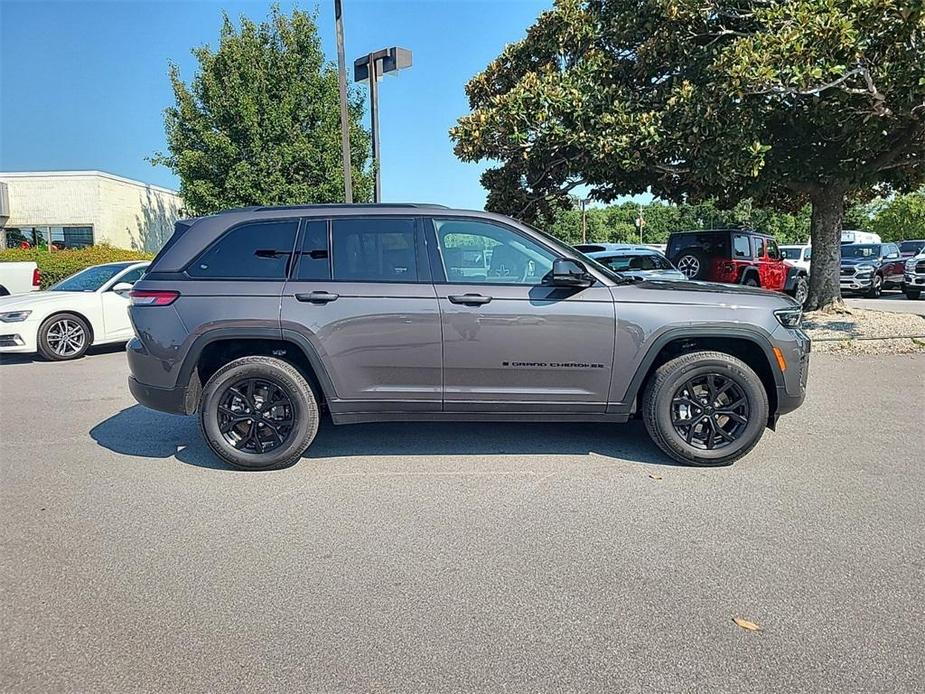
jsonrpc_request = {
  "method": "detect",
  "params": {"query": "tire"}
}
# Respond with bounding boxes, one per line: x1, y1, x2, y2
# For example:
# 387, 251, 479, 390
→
673, 250, 709, 280
865, 274, 883, 298
790, 276, 809, 305
37, 313, 91, 361
198, 356, 319, 470
642, 351, 769, 467
742, 274, 760, 287
904, 289, 921, 300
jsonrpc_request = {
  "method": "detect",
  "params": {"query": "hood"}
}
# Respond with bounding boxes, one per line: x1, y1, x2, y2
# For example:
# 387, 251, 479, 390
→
623, 268, 687, 281
0, 290, 84, 312
625, 278, 799, 308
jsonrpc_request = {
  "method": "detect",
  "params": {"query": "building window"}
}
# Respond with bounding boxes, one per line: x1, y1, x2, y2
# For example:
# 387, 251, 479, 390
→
4, 226, 94, 250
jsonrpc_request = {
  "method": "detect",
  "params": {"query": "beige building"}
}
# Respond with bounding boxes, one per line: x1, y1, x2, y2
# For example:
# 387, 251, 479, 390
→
0, 170, 184, 252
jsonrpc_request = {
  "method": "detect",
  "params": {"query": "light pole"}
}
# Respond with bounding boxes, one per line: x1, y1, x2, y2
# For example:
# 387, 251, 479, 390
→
354, 47, 412, 202
579, 198, 589, 244
334, 0, 353, 203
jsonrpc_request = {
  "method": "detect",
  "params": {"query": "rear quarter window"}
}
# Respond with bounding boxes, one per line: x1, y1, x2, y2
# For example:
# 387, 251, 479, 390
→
187, 220, 299, 279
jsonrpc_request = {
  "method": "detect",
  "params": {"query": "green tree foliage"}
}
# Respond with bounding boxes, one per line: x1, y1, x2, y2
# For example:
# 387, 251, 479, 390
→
868, 190, 925, 240
452, 0, 925, 310
152, 7, 372, 214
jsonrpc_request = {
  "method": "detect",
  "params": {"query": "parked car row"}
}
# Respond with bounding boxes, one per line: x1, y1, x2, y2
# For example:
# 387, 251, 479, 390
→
0, 261, 148, 359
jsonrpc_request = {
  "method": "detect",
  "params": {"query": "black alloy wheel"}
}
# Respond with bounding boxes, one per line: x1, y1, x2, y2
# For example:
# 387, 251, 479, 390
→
670, 374, 749, 451
217, 378, 295, 454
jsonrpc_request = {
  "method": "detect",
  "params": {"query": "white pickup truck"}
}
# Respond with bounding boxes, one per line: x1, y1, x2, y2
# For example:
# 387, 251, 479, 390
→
0, 261, 41, 295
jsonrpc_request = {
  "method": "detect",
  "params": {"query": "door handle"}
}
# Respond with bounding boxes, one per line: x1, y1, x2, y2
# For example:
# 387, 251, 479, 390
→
295, 291, 339, 304
448, 293, 492, 306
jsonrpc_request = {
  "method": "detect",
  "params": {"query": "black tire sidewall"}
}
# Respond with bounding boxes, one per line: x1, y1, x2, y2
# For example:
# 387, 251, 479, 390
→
867, 275, 883, 298
905, 290, 921, 300
793, 277, 809, 305
199, 357, 319, 470
645, 355, 768, 466
37, 313, 91, 361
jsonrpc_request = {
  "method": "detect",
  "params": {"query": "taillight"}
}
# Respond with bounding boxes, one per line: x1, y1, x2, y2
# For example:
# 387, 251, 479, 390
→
130, 289, 179, 306
32, 268, 41, 287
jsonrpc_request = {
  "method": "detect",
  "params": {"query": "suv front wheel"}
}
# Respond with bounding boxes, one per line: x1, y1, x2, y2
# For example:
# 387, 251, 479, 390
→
642, 351, 769, 466
199, 356, 320, 470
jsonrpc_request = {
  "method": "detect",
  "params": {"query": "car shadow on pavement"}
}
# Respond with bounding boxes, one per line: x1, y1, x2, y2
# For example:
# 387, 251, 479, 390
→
0, 343, 127, 365
90, 405, 679, 470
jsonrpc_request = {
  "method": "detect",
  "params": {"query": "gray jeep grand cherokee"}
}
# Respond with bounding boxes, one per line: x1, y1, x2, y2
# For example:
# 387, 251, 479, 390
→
127, 204, 809, 470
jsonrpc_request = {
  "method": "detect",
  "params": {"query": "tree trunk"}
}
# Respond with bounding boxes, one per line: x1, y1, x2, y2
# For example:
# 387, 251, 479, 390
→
804, 186, 847, 312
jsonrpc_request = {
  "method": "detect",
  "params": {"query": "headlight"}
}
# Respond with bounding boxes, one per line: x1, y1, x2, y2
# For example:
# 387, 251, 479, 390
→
774, 307, 802, 329
0, 310, 32, 322
907, 259, 918, 270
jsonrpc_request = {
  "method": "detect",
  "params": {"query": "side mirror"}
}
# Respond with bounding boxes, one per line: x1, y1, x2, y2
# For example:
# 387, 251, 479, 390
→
551, 258, 593, 288
112, 282, 133, 296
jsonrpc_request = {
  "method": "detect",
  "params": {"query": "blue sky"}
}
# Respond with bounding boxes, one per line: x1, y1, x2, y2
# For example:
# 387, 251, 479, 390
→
0, 0, 554, 210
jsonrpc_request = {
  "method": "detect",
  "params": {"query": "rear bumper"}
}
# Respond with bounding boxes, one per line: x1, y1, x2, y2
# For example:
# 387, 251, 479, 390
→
128, 376, 191, 415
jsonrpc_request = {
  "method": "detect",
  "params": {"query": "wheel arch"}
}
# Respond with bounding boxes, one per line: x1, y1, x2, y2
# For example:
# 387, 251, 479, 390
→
177, 327, 337, 414
623, 328, 782, 428
739, 267, 761, 285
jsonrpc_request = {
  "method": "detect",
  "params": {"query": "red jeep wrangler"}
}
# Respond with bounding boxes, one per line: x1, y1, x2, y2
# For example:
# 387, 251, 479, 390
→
667, 229, 809, 305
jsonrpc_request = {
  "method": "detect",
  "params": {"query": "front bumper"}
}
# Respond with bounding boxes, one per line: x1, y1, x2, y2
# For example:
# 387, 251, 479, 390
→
840, 274, 874, 291
903, 273, 925, 288
0, 319, 39, 353
770, 325, 810, 419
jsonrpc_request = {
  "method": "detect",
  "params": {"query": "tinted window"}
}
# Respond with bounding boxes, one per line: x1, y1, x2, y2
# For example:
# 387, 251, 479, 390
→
435, 218, 556, 285
51, 263, 135, 292
842, 244, 881, 259
752, 236, 766, 257
114, 266, 146, 286
733, 234, 751, 258
332, 218, 418, 282
295, 220, 330, 280
667, 233, 729, 259
189, 220, 298, 279
900, 241, 924, 254
596, 253, 672, 271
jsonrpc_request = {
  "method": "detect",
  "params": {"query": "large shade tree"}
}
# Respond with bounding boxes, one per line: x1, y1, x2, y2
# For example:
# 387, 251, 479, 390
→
451, 0, 925, 310
152, 7, 372, 214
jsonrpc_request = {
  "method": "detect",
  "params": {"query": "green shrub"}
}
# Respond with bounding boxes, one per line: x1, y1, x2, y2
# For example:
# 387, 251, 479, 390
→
0, 245, 154, 289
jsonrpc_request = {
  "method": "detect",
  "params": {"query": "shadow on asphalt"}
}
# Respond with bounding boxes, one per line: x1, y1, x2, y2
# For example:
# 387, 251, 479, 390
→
90, 405, 677, 471
0, 342, 127, 365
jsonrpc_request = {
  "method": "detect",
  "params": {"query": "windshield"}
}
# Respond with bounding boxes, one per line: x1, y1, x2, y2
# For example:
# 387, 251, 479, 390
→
841, 244, 881, 259
50, 263, 135, 292
780, 247, 803, 261
595, 253, 673, 272
900, 241, 924, 255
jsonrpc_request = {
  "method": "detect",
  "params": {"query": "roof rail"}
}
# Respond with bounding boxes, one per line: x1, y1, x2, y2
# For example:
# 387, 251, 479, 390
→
213, 202, 450, 213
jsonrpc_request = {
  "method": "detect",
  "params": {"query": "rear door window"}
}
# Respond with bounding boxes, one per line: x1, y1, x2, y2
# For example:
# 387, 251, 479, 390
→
331, 218, 419, 282
294, 220, 330, 280
188, 220, 298, 279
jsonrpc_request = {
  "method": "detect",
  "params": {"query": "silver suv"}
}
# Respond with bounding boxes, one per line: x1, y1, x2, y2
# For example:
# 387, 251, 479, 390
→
126, 204, 809, 470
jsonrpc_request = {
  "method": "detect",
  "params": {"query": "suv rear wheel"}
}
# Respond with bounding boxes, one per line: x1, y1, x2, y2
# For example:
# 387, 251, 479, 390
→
673, 250, 708, 280
199, 356, 319, 470
642, 351, 769, 466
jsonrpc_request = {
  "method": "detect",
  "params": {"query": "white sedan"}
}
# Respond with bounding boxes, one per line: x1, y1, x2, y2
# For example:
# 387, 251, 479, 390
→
0, 261, 149, 360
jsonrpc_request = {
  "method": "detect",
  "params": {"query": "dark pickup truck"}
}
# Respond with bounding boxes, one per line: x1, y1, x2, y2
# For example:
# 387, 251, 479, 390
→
839, 242, 905, 298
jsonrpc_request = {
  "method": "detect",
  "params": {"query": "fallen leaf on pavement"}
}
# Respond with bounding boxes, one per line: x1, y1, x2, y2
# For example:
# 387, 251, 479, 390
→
648, 474, 663, 480
733, 617, 761, 631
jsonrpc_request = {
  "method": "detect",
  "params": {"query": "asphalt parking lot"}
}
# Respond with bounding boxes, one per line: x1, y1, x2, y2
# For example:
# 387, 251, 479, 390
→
845, 291, 925, 315
1, 347, 923, 692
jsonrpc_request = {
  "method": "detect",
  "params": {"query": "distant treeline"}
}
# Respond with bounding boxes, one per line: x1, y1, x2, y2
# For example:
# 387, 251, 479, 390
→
541, 191, 925, 246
